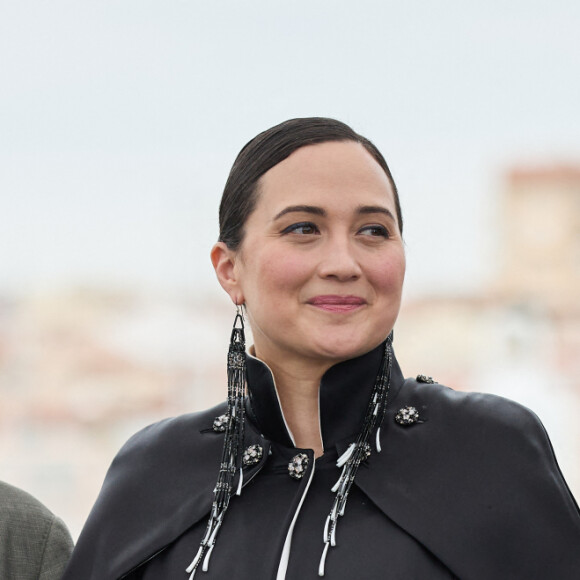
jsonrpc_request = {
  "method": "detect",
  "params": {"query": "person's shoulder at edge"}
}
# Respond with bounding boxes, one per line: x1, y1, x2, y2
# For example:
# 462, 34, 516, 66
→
386, 375, 580, 579
112, 400, 228, 461
77, 400, 228, 524
61, 401, 230, 579
0, 480, 74, 580
399, 374, 580, 508
402, 373, 547, 427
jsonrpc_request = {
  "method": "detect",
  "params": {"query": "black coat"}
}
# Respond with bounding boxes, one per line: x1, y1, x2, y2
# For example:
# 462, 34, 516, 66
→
63, 344, 580, 579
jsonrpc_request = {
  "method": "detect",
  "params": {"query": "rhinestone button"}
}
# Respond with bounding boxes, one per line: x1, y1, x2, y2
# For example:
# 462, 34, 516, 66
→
416, 374, 436, 384
242, 444, 263, 467
395, 406, 420, 426
212, 414, 228, 433
288, 453, 309, 480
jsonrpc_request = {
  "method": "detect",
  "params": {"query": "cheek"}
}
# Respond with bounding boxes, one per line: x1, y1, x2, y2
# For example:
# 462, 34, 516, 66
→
246, 250, 311, 297
369, 252, 406, 295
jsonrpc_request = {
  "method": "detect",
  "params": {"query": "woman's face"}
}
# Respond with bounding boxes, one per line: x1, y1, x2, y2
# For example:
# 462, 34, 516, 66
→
213, 140, 406, 368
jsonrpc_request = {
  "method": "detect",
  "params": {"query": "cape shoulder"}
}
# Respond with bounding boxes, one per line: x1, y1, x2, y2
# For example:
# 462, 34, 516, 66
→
64, 379, 580, 580
356, 377, 580, 579
62, 401, 260, 579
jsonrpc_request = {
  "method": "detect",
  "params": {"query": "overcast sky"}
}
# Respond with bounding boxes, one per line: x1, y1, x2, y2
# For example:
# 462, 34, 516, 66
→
1, 0, 579, 300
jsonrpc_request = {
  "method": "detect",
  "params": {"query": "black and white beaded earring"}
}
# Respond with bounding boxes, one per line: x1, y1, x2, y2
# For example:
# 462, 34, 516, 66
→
318, 332, 393, 576
186, 305, 247, 579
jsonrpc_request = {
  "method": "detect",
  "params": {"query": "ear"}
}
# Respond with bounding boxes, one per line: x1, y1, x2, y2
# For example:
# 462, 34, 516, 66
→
211, 242, 244, 305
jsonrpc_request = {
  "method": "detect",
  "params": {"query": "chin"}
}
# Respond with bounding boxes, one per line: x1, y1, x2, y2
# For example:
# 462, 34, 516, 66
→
307, 333, 385, 363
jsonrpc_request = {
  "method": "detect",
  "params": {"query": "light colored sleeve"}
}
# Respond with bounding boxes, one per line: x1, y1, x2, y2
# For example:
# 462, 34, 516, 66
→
38, 514, 74, 580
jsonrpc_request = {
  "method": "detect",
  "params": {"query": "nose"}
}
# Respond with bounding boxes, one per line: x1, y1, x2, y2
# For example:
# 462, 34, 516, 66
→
317, 236, 362, 281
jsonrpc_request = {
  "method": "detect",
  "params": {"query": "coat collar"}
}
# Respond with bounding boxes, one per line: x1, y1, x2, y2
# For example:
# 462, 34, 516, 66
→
245, 340, 406, 452
66, 341, 407, 580
66, 345, 580, 580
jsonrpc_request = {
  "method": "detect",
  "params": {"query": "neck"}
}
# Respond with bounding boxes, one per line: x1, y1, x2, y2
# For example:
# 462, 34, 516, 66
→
252, 348, 335, 458
245, 341, 398, 458
266, 360, 325, 457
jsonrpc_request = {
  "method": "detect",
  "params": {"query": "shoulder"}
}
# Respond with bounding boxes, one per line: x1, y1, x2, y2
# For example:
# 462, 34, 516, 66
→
113, 402, 226, 461
63, 403, 229, 579
0, 479, 50, 515
394, 376, 580, 514
367, 378, 580, 578
399, 376, 547, 439
0, 480, 68, 533
389, 376, 579, 506
0, 481, 73, 580
99, 402, 228, 511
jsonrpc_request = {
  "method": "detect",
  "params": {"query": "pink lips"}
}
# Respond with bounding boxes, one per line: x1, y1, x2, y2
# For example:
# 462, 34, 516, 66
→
308, 295, 367, 313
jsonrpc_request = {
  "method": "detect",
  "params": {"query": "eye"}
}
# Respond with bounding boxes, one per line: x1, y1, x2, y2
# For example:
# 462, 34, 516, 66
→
281, 222, 320, 235
358, 224, 390, 238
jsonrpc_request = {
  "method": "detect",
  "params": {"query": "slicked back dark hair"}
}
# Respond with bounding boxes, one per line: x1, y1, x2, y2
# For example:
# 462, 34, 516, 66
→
218, 117, 403, 250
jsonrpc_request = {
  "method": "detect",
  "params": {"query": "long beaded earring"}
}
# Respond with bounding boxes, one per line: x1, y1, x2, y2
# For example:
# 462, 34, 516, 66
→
185, 305, 247, 578
318, 332, 393, 576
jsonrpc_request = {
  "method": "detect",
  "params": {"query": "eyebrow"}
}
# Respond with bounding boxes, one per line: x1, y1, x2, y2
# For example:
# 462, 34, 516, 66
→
273, 205, 327, 220
356, 205, 396, 221
273, 204, 396, 222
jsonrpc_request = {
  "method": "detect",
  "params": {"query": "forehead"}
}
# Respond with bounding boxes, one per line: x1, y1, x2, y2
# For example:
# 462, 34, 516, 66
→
257, 141, 394, 211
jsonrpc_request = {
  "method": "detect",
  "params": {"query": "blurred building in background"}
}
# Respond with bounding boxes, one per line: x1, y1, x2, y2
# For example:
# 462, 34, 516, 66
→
396, 164, 580, 504
1, 164, 579, 538
498, 165, 580, 312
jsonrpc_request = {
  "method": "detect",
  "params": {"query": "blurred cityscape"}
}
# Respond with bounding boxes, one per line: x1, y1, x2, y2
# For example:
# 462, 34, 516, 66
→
1, 164, 579, 538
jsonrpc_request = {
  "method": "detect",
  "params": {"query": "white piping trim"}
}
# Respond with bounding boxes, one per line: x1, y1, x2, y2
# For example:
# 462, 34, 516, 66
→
276, 461, 316, 580
247, 351, 297, 446
317, 385, 324, 454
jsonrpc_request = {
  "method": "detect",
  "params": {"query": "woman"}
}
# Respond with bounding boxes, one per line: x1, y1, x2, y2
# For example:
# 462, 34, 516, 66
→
63, 118, 580, 579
